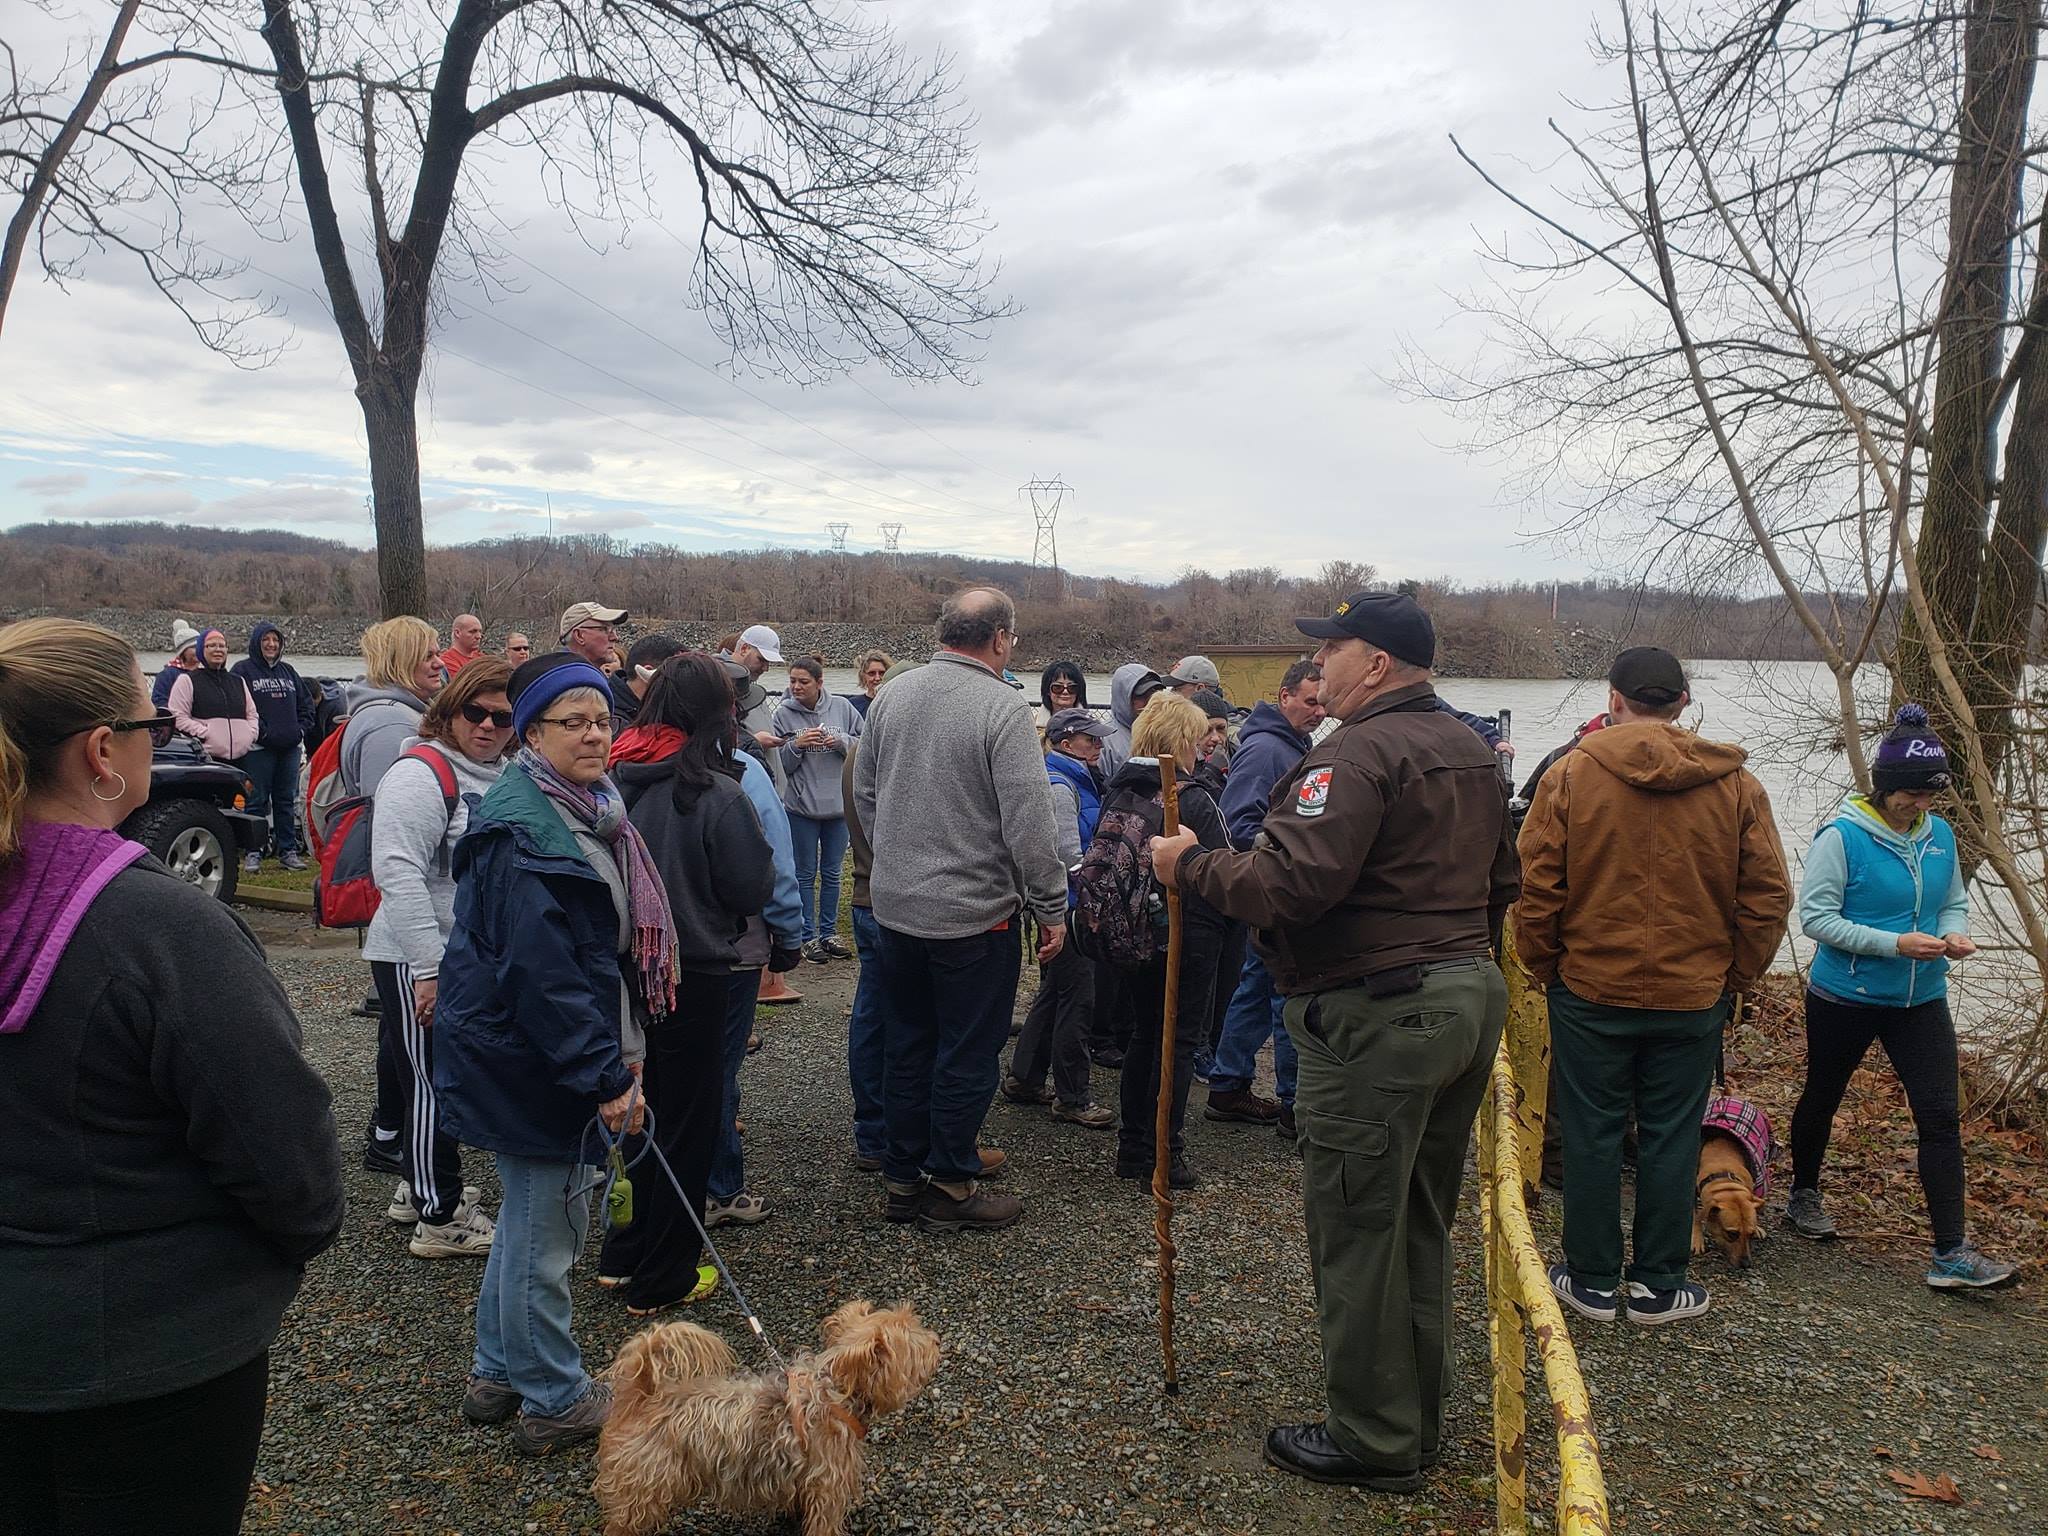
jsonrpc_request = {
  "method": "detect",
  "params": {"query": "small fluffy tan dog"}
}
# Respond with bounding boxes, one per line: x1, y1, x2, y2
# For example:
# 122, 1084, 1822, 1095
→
595, 1300, 940, 1536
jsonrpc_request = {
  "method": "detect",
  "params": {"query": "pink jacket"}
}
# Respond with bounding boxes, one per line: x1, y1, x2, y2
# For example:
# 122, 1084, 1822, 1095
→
168, 670, 259, 761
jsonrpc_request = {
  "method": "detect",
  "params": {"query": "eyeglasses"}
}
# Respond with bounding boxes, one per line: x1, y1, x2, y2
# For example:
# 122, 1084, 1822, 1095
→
537, 714, 613, 735
571, 622, 617, 638
110, 710, 178, 748
461, 702, 515, 729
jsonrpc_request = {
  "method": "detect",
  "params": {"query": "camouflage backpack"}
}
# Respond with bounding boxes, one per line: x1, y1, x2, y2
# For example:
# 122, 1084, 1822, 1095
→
1071, 789, 1167, 967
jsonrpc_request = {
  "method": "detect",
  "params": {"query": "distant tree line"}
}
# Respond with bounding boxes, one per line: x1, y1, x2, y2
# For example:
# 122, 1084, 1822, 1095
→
0, 521, 1896, 673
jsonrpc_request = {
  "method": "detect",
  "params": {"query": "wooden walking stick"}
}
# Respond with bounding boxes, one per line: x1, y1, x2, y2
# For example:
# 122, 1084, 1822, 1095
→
1152, 752, 1183, 1395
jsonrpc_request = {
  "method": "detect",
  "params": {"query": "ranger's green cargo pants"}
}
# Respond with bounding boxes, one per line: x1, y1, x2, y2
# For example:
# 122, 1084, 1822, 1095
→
1286, 955, 1507, 1473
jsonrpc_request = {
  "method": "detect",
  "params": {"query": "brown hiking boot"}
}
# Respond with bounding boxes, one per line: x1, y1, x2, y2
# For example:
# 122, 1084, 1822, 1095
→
917, 1182, 1024, 1233
1053, 1101, 1116, 1129
512, 1381, 612, 1457
978, 1146, 1007, 1177
1206, 1087, 1282, 1124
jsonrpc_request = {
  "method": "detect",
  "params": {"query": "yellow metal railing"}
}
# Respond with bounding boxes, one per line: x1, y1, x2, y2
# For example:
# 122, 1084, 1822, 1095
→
1476, 938, 1611, 1534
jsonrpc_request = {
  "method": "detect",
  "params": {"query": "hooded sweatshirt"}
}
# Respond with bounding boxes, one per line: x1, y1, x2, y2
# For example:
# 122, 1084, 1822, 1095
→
1217, 700, 1313, 849
610, 755, 777, 972
361, 737, 507, 975
0, 824, 343, 1410
232, 622, 315, 751
167, 630, 258, 761
1801, 795, 1967, 1008
1099, 663, 1157, 780
771, 686, 862, 820
1514, 720, 1792, 1010
340, 680, 428, 796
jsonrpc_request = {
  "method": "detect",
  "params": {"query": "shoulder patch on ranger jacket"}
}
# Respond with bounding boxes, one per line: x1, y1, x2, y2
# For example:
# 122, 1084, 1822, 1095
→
1294, 766, 1333, 817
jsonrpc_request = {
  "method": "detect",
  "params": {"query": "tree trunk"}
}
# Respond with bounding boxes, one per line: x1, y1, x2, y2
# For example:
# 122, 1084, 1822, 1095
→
1904, 0, 2037, 706
360, 369, 428, 619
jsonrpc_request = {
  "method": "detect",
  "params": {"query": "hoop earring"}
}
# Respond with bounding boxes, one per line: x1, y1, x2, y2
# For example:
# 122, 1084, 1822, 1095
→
90, 771, 128, 803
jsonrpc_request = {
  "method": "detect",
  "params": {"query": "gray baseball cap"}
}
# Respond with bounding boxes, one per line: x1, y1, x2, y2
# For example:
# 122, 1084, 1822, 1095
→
1046, 707, 1113, 742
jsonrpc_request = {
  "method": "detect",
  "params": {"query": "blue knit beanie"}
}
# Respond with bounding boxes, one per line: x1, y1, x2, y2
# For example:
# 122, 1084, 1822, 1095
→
508, 654, 613, 739
1871, 703, 1950, 793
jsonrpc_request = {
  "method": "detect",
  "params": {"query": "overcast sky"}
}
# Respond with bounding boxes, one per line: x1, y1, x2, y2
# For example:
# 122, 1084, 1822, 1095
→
0, 0, 1613, 585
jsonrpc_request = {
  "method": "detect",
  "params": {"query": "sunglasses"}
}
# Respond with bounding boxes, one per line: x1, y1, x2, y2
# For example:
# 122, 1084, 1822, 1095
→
461, 701, 515, 729
507, 643, 532, 654
110, 710, 178, 749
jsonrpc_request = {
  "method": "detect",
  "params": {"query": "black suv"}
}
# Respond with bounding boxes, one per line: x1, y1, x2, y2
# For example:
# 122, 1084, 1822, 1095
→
119, 735, 270, 903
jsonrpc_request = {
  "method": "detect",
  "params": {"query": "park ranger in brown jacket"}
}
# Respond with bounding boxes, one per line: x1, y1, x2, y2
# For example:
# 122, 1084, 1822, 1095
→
1152, 589, 1519, 1495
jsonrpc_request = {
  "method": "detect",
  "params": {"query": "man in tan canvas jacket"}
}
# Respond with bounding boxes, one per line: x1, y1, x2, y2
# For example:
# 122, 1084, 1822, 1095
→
1515, 646, 1790, 1327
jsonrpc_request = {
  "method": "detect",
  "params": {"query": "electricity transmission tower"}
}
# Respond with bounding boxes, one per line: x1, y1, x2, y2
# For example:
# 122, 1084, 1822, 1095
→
826, 522, 849, 560
879, 521, 903, 566
1020, 477, 1071, 601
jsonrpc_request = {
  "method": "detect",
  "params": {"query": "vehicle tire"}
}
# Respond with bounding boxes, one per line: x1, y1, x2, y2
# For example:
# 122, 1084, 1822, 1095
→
122, 798, 239, 903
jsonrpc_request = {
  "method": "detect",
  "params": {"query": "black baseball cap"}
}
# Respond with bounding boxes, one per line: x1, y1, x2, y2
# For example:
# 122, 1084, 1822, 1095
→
1046, 708, 1113, 742
1295, 590, 1435, 668
1608, 646, 1688, 706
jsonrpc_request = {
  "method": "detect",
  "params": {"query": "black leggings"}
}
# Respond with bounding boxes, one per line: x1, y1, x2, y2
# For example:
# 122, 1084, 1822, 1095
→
1789, 991, 1966, 1250
0, 1349, 268, 1534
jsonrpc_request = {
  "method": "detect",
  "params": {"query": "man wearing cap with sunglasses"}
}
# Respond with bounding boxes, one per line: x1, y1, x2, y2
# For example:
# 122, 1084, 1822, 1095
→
1514, 646, 1790, 1328
1150, 588, 1519, 1495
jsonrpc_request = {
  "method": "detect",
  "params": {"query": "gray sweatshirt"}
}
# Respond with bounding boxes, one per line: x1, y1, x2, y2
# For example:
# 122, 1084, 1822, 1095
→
341, 682, 427, 795
362, 738, 506, 975
854, 650, 1067, 939
771, 688, 862, 820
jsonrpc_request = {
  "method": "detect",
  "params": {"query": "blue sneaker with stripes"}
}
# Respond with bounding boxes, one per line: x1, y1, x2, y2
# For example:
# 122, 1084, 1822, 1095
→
1548, 1262, 1617, 1322
1926, 1243, 2018, 1291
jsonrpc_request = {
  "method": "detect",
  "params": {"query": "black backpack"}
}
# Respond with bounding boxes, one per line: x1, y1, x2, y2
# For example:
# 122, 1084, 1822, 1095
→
1072, 789, 1167, 967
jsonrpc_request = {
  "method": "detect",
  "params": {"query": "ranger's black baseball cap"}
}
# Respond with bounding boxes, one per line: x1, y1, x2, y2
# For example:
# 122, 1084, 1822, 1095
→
1295, 590, 1435, 668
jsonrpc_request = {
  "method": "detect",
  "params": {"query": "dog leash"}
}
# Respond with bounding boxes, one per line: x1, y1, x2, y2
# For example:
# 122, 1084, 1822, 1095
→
578, 1091, 792, 1373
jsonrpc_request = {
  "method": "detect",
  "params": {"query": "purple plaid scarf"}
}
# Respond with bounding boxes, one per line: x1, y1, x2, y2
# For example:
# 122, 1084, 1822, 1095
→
516, 746, 678, 1021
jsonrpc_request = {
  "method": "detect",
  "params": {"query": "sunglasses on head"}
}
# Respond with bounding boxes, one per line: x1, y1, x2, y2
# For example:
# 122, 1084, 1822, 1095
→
461, 702, 515, 729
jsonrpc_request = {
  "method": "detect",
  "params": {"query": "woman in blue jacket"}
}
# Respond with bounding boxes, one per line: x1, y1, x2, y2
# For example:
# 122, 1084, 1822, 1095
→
1786, 704, 2014, 1290
433, 655, 679, 1454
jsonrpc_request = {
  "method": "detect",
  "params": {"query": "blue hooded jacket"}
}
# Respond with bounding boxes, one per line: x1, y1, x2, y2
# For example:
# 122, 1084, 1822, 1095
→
231, 622, 314, 750
432, 764, 637, 1163
1801, 795, 1968, 1008
1218, 701, 1312, 849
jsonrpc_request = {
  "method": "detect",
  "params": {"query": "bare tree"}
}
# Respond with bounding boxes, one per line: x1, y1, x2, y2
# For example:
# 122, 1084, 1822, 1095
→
255, 0, 1008, 618
1411, 0, 2048, 1087
1, 2, 276, 350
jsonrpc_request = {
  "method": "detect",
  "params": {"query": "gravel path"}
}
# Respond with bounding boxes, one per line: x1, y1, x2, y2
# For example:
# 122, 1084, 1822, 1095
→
246, 925, 2048, 1535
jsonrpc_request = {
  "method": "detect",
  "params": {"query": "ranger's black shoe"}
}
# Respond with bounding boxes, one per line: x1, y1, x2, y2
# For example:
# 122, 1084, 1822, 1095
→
1264, 1423, 1423, 1492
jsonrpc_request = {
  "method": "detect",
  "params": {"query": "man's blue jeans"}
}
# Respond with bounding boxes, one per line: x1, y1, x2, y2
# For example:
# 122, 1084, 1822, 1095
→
237, 743, 302, 855
472, 1153, 594, 1418
708, 969, 760, 1202
1210, 950, 1297, 1105
848, 907, 887, 1161
787, 812, 850, 944
875, 921, 1021, 1185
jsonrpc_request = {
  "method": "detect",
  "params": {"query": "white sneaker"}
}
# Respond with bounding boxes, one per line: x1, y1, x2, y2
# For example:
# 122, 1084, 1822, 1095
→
387, 1180, 483, 1225
409, 1203, 495, 1259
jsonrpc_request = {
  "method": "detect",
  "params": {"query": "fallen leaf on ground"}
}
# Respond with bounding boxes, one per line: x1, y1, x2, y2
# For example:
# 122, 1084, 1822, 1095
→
1971, 1445, 2002, 1462
1870, 1446, 1893, 1458
1885, 1469, 1962, 1503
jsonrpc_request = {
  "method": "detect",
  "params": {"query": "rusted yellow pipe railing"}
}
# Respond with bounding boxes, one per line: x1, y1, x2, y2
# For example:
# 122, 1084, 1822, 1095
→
1477, 937, 1610, 1534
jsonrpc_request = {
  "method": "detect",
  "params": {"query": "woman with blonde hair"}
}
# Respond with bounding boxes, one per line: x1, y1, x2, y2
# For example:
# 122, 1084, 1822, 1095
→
850, 647, 894, 718
1100, 691, 1232, 1189
344, 615, 444, 799
0, 619, 343, 1532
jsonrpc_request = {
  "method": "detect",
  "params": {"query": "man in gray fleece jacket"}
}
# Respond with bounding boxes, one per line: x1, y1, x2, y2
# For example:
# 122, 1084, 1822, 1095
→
855, 587, 1067, 1234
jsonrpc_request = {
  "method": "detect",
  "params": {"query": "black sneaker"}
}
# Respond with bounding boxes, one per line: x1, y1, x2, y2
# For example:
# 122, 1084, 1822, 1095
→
1548, 1263, 1618, 1323
1115, 1154, 1199, 1190
362, 1129, 403, 1176
1089, 1046, 1125, 1069
916, 1183, 1024, 1233
1276, 1104, 1298, 1140
1624, 1279, 1710, 1325
883, 1181, 922, 1223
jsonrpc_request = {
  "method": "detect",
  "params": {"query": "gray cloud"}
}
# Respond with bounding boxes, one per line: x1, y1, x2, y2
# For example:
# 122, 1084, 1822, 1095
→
472, 455, 517, 472
531, 447, 596, 474
16, 471, 88, 494
44, 488, 199, 521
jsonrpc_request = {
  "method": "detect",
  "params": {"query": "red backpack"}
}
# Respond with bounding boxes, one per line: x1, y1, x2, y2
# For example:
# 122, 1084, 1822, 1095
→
312, 743, 458, 929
